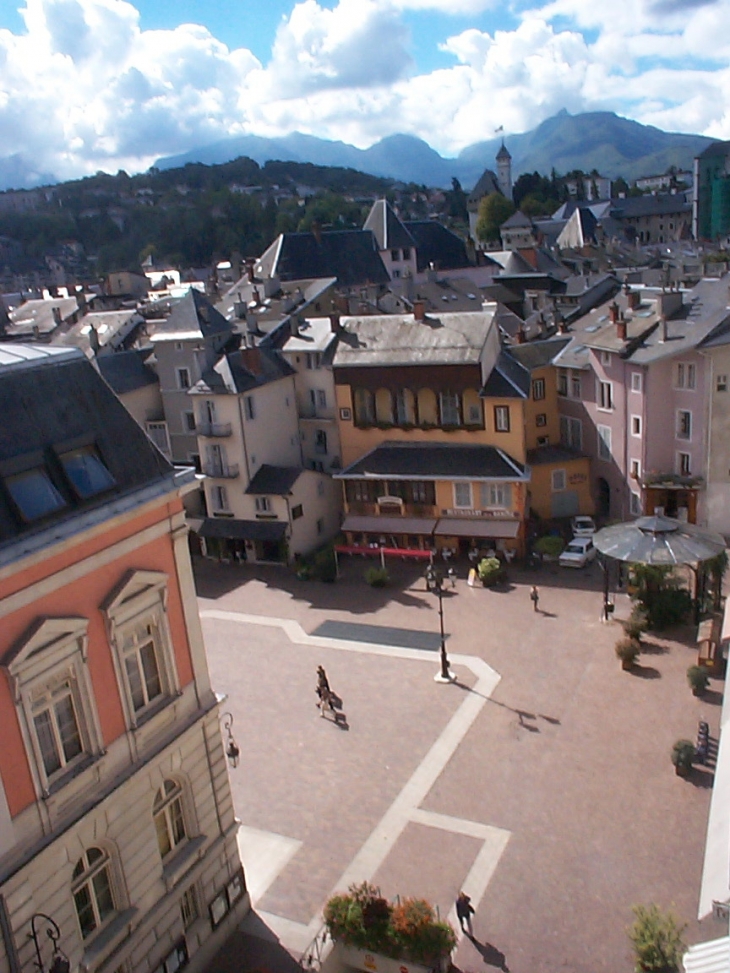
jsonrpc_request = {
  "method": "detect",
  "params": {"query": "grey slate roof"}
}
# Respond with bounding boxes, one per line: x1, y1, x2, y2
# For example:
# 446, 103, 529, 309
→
0, 344, 178, 555
501, 211, 533, 229
256, 230, 390, 287
508, 337, 572, 371
195, 347, 295, 395
152, 288, 232, 338
403, 220, 475, 272
338, 441, 527, 480
245, 465, 303, 495
364, 200, 415, 250
609, 194, 691, 219
467, 169, 501, 207
526, 444, 586, 465
96, 348, 159, 395
481, 349, 531, 398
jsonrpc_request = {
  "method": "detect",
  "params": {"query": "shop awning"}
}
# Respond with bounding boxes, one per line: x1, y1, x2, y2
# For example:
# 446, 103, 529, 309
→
198, 518, 287, 541
341, 515, 438, 535
434, 518, 520, 539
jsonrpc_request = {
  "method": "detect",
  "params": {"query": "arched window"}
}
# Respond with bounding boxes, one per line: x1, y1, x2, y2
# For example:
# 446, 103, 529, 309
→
72, 847, 115, 939
154, 779, 187, 859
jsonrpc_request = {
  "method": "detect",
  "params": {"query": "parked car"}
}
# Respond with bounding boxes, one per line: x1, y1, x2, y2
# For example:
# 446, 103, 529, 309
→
559, 537, 597, 568
571, 516, 596, 537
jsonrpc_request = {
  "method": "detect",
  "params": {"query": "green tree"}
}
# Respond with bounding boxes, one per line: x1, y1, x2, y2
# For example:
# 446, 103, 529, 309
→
628, 904, 686, 973
475, 192, 515, 243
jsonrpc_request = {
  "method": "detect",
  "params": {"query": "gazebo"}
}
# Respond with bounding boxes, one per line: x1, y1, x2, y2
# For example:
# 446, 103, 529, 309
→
592, 515, 727, 622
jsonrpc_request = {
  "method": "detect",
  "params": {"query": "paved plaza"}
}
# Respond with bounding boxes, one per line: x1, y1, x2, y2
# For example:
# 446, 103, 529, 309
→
198, 557, 726, 973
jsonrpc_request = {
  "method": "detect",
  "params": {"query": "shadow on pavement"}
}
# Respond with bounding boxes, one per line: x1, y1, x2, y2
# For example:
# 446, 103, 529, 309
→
462, 935, 510, 971
630, 664, 661, 679
204, 911, 302, 973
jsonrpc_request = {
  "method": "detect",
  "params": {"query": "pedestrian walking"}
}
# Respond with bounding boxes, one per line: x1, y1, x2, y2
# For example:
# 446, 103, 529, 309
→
316, 666, 330, 695
530, 585, 539, 613
455, 891, 474, 936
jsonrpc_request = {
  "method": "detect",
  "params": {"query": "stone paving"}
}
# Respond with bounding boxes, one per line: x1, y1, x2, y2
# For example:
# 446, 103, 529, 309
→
198, 556, 726, 973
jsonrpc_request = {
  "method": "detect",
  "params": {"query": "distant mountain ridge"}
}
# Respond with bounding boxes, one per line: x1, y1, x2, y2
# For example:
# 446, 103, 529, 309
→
155, 110, 714, 190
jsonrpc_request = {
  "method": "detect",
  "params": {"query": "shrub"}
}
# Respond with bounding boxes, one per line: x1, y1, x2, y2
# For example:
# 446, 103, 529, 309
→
365, 567, 389, 587
671, 740, 695, 776
687, 665, 710, 695
624, 606, 649, 642
628, 903, 686, 972
615, 636, 640, 667
534, 535, 565, 558
629, 565, 692, 630
477, 556, 503, 586
314, 547, 337, 583
324, 884, 455, 964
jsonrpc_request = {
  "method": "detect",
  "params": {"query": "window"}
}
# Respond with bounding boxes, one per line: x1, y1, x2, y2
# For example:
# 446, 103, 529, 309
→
103, 571, 180, 730
631, 415, 642, 437
480, 483, 512, 508
181, 886, 198, 930
146, 422, 171, 457
176, 368, 190, 390
5, 467, 66, 522
292, 504, 303, 520
59, 446, 116, 499
348, 481, 371, 503
183, 411, 196, 432
536, 413, 547, 427
315, 430, 328, 455
570, 373, 582, 399
402, 248, 411, 260
211, 484, 229, 511
560, 416, 582, 451
244, 396, 255, 420
354, 389, 375, 425
439, 392, 461, 426
154, 779, 187, 860
255, 496, 271, 512
630, 459, 641, 480
7, 617, 102, 795
532, 378, 546, 400
677, 410, 692, 440
454, 482, 472, 508
340, 407, 352, 421
678, 452, 691, 475
317, 389, 327, 408
597, 424, 612, 461
467, 403, 482, 424
411, 481, 432, 504
630, 492, 642, 516
316, 517, 324, 535
675, 362, 696, 389
551, 469, 566, 492
155, 941, 189, 973
601, 351, 611, 367
717, 374, 728, 392
305, 353, 322, 370
494, 405, 510, 432
558, 370, 568, 397
597, 380, 613, 410
395, 390, 413, 425
391, 249, 400, 261
73, 848, 115, 939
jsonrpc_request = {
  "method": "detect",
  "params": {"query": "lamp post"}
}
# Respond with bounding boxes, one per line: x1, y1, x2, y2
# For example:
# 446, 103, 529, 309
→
425, 566, 456, 683
221, 712, 240, 768
29, 914, 70, 973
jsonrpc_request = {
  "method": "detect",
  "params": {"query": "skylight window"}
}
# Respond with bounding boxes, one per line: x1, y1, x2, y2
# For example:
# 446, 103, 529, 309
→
60, 447, 115, 499
6, 468, 66, 521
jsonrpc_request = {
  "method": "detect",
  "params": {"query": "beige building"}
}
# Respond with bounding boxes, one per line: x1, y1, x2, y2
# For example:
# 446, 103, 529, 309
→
701, 330, 730, 536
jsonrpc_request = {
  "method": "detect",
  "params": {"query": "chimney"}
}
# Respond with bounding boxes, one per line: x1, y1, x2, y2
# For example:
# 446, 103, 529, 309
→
659, 316, 668, 343
245, 257, 255, 282
616, 314, 627, 342
89, 323, 100, 355
241, 347, 262, 374
627, 290, 640, 311
252, 286, 261, 306
413, 300, 426, 322
558, 319, 569, 335
516, 325, 526, 344
329, 313, 341, 333
311, 221, 322, 245
609, 301, 619, 325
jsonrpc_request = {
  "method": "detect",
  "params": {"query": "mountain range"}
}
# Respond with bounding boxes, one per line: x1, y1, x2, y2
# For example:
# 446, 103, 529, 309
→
154, 110, 714, 190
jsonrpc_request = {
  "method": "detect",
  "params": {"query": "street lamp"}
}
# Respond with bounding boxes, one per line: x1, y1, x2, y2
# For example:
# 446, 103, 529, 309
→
29, 914, 70, 973
221, 712, 240, 768
425, 566, 456, 684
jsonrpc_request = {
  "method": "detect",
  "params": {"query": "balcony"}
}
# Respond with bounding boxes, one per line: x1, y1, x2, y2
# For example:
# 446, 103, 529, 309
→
202, 462, 239, 479
197, 421, 232, 437
345, 501, 438, 518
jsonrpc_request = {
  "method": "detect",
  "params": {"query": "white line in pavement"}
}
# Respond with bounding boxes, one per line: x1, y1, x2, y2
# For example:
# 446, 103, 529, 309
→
201, 610, 510, 952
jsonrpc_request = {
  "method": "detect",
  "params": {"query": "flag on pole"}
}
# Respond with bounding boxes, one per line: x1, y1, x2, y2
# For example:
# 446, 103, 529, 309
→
495, 125, 504, 133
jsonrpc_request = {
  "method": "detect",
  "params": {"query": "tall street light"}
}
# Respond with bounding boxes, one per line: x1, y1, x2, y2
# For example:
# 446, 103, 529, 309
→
425, 566, 456, 684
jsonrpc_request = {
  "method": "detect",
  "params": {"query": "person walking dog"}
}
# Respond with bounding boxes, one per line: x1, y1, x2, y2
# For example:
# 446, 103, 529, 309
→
530, 585, 539, 613
456, 891, 474, 935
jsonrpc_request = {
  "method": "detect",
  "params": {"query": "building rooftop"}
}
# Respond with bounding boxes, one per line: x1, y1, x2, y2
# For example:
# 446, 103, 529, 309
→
256, 229, 390, 287
150, 288, 232, 340
245, 465, 303, 495
364, 199, 415, 251
194, 346, 295, 395
96, 347, 159, 395
337, 441, 527, 480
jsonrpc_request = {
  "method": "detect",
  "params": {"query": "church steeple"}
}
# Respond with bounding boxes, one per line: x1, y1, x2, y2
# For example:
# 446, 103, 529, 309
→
496, 141, 512, 200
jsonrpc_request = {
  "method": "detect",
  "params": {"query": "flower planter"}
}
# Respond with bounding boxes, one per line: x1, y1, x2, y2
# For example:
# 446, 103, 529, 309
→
336, 944, 440, 973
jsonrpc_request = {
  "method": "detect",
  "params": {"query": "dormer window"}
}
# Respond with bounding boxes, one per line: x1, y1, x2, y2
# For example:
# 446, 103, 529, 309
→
5, 467, 66, 522
59, 446, 115, 500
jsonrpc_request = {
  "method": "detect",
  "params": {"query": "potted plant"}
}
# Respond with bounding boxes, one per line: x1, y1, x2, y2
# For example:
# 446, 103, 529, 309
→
670, 739, 695, 777
615, 636, 640, 670
365, 567, 389, 587
628, 903, 686, 972
687, 664, 710, 696
534, 535, 565, 561
477, 556, 503, 587
623, 606, 649, 644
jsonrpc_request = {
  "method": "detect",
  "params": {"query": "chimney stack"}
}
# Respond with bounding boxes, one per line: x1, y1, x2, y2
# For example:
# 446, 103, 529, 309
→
617, 314, 627, 342
659, 316, 668, 343
245, 258, 256, 282
413, 300, 426, 322
516, 325, 526, 344
609, 301, 619, 325
627, 290, 640, 311
329, 313, 341, 333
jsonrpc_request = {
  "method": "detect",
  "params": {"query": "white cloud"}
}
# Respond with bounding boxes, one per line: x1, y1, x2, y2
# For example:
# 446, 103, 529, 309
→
2, 0, 730, 185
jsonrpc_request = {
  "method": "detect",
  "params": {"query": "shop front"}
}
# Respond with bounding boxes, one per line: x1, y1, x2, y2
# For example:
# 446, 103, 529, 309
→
198, 518, 289, 563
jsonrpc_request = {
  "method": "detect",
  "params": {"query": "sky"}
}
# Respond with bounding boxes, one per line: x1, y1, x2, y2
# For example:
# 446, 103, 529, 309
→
2, 0, 730, 184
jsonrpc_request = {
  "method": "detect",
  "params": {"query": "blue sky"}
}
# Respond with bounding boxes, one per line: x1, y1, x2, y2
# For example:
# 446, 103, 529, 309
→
0, 0, 729, 184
